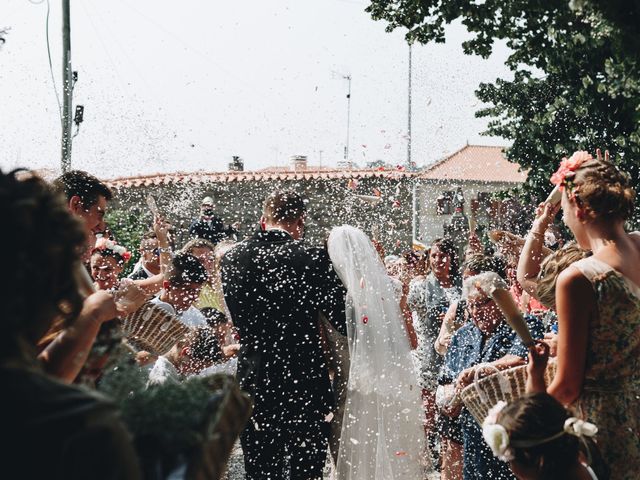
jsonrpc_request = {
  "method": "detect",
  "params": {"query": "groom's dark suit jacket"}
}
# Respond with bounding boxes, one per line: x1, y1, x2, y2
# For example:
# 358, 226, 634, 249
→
221, 229, 346, 425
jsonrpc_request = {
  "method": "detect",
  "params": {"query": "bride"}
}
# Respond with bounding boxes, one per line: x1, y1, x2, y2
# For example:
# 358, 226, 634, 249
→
326, 225, 428, 479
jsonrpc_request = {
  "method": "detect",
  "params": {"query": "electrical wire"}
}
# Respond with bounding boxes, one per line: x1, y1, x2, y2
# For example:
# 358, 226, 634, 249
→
44, 0, 63, 126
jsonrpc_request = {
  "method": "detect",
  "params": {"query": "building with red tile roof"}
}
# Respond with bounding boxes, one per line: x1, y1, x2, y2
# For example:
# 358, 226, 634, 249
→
104, 145, 528, 252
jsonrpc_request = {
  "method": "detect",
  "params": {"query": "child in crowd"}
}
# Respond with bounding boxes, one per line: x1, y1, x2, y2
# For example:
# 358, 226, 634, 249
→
199, 308, 240, 376
147, 326, 222, 386
151, 253, 209, 327
482, 392, 608, 480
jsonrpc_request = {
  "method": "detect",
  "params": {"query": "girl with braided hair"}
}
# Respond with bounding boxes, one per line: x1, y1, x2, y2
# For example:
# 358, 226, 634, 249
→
527, 150, 640, 479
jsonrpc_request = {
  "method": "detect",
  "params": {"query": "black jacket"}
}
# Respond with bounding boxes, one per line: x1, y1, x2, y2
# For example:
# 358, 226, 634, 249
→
221, 229, 346, 425
188, 216, 235, 244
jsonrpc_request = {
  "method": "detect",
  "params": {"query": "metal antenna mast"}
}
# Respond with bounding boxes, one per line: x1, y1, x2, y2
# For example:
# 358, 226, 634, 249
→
407, 42, 412, 166
343, 74, 352, 161
61, 0, 73, 172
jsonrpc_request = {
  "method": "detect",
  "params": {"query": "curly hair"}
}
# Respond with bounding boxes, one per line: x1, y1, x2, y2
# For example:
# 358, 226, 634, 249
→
0, 170, 86, 352
462, 254, 507, 280
499, 393, 609, 480
536, 243, 591, 310
571, 158, 635, 222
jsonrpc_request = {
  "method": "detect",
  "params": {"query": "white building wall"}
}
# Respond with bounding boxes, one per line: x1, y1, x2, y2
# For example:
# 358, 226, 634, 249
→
413, 179, 522, 247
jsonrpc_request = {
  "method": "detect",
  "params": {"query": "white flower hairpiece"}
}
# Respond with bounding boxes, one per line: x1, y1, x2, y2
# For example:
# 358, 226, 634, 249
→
482, 401, 599, 464
482, 401, 514, 462
564, 417, 598, 438
93, 238, 131, 262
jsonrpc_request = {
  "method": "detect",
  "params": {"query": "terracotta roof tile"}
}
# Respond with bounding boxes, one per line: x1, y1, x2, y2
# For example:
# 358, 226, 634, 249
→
420, 145, 526, 183
105, 168, 419, 189
104, 146, 525, 189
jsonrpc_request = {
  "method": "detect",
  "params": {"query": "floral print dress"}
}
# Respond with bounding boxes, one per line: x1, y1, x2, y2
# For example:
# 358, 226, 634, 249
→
572, 257, 640, 480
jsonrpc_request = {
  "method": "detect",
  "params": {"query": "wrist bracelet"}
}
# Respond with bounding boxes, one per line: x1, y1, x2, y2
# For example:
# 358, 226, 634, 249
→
528, 230, 544, 239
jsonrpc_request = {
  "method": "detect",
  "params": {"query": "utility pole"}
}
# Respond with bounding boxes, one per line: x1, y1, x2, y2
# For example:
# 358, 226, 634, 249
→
407, 42, 412, 167
61, 0, 73, 173
343, 74, 351, 161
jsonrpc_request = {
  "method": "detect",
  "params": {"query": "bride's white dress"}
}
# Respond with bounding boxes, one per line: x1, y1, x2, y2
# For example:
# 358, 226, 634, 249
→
327, 225, 428, 480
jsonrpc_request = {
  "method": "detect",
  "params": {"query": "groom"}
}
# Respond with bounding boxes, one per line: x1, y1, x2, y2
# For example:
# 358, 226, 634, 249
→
221, 191, 346, 479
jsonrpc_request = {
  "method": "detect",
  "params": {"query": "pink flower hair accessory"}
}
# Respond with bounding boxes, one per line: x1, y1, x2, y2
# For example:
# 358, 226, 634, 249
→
550, 150, 592, 191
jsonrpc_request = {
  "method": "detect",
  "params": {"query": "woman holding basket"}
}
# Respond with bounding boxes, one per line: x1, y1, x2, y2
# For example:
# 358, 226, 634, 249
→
439, 270, 544, 480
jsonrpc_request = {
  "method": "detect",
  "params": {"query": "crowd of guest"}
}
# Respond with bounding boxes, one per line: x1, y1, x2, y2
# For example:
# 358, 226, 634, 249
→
3, 147, 639, 479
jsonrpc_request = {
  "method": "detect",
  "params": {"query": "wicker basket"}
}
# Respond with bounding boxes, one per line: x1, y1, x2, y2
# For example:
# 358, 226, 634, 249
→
122, 302, 191, 355
460, 360, 557, 424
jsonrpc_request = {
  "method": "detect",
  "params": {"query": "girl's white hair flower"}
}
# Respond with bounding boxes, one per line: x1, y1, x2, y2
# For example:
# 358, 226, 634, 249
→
564, 417, 598, 438
482, 401, 514, 461
93, 237, 131, 262
482, 423, 514, 461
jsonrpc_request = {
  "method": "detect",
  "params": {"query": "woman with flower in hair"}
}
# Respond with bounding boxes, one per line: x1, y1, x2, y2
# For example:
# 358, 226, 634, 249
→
527, 149, 640, 478
90, 238, 131, 291
482, 391, 608, 479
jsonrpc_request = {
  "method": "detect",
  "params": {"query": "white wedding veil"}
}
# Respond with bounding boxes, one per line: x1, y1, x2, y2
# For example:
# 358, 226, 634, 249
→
327, 225, 428, 479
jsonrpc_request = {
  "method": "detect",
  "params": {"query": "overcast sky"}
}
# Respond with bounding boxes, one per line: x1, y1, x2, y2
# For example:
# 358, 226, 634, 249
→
1, 0, 511, 179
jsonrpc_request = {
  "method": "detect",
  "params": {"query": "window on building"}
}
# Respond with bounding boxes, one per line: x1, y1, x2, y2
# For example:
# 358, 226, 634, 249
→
436, 190, 455, 215
477, 192, 492, 214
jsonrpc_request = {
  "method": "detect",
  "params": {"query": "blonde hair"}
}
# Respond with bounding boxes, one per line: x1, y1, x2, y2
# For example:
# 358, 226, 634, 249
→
536, 243, 591, 310
572, 158, 635, 221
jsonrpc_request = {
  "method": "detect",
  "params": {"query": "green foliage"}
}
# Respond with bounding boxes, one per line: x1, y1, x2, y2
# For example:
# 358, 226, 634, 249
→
366, 0, 640, 223
99, 352, 215, 456
105, 207, 149, 276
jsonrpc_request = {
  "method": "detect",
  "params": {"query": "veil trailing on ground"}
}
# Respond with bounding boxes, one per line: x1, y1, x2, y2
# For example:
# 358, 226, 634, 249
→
327, 225, 429, 480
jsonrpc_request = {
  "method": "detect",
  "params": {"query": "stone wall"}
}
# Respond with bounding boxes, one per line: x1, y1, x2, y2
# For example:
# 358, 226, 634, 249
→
108, 175, 416, 254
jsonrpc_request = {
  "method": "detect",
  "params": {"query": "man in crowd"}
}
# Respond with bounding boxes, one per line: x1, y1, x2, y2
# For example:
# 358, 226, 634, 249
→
147, 326, 222, 386
188, 196, 237, 244
221, 190, 346, 480
39, 170, 144, 383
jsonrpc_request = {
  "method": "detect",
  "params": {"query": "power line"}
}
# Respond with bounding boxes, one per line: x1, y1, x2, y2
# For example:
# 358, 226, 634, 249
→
44, 0, 62, 126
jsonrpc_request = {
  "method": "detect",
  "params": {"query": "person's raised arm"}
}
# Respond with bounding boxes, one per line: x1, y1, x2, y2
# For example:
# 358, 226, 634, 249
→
434, 300, 458, 356
39, 291, 118, 383
153, 216, 172, 275
546, 267, 593, 406
399, 281, 418, 349
517, 202, 557, 298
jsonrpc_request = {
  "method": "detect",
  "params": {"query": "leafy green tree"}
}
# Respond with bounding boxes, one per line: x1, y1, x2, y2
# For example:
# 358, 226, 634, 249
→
366, 0, 640, 220
105, 207, 148, 276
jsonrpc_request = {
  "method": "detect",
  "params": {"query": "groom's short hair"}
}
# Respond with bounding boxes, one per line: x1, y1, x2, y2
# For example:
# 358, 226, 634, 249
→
263, 191, 306, 223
